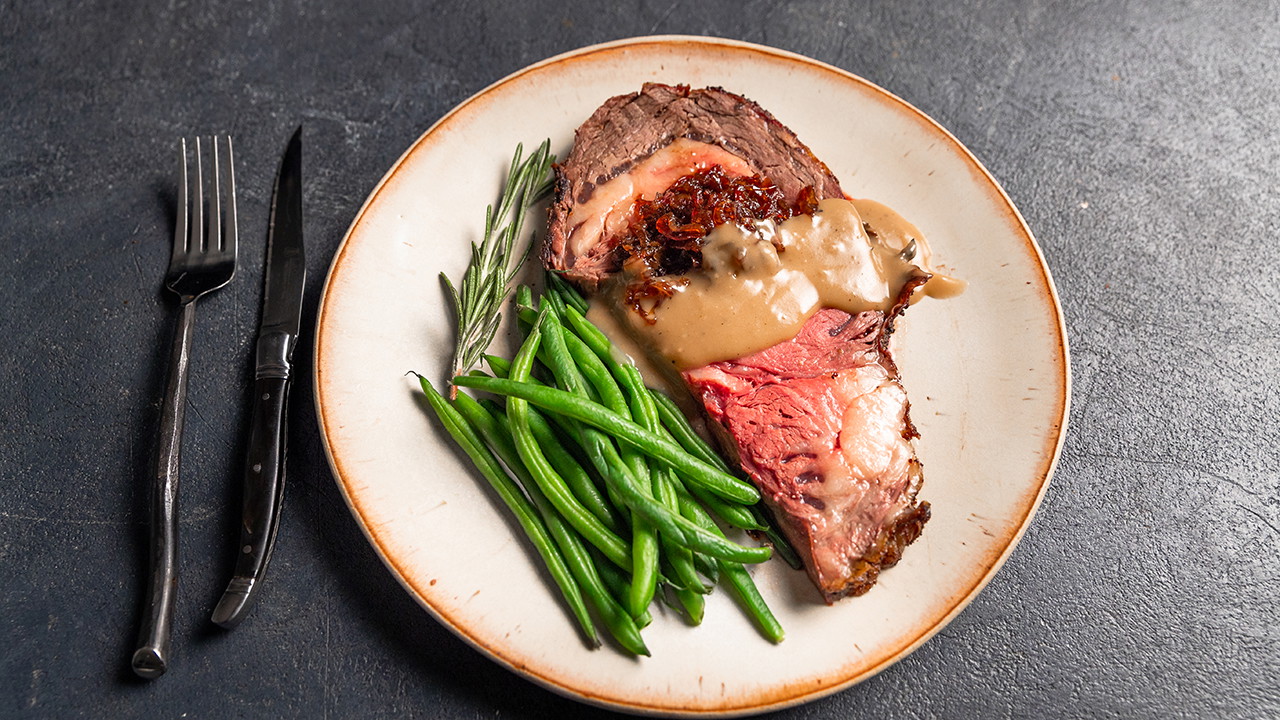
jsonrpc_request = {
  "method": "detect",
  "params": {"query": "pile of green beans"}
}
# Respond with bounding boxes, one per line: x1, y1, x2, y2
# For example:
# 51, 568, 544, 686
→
417, 276, 786, 654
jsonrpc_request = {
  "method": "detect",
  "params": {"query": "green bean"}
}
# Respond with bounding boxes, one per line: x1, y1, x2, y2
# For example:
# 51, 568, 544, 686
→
653, 468, 707, 593
542, 411, 632, 521
415, 375, 598, 648
521, 405, 625, 534
456, 392, 631, 571
478, 393, 623, 535
452, 376, 760, 505
555, 326, 655, 461
557, 307, 669, 461
540, 310, 660, 619
537, 307, 591, 399
541, 280, 569, 319
558, 308, 760, 534
648, 388, 732, 472
530, 307, 639, 520
558, 306, 670, 519
558, 303, 614, 364
649, 388, 802, 566
524, 304, 711, 535
517, 306, 626, 450
677, 490, 783, 644
515, 311, 682, 617
513, 303, 574, 392
516, 305, 618, 411
555, 327, 660, 602
618, 376, 724, 596
749, 505, 804, 571
458, 288, 789, 650
486, 355, 589, 449
558, 308, 693, 519
531, 304, 643, 450
680, 477, 766, 531
547, 293, 799, 575
590, 352, 703, 605
515, 284, 534, 312
595, 551, 652, 628
671, 585, 706, 625
621, 368, 659, 433
562, 331, 630, 418
570, 428, 772, 564
558, 304, 647, 406
508, 315, 617, 473
626, 515, 659, 618
546, 270, 589, 314
693, 551, 720, 585
719, 557, 784, 643
623, 498, 659, 616
508, 319, 649, 655
651, 556, 702, 594
554, 329, 647, 495
484, 353, 511, 377
539, 492, 649, 655
617, 376, 708, 596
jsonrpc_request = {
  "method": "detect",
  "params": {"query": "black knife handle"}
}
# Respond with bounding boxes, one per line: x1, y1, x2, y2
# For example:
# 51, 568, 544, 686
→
211, 374, 289, 628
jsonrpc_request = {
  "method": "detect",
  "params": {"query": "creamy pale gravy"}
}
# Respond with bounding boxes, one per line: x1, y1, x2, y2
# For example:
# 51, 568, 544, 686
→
587, 299, 692, 405
853, 198, 967, 302
591, 198, 963, 371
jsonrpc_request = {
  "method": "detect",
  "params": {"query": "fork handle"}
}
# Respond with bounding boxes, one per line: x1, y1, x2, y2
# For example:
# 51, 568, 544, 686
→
132, 299, 197, 679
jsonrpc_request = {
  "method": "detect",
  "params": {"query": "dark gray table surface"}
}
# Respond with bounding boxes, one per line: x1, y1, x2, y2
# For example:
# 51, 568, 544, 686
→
3, 0, 1277, 717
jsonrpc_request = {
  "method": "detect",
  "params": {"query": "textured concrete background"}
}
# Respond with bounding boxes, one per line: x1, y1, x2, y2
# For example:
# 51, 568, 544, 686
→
2, 0, 1277, 717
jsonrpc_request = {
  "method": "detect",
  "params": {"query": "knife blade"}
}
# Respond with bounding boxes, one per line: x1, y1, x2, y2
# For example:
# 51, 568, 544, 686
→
212, 126, 305, 629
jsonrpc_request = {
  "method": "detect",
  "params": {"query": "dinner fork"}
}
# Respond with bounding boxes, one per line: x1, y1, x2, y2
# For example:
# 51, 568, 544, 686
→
132, 137, 237, 679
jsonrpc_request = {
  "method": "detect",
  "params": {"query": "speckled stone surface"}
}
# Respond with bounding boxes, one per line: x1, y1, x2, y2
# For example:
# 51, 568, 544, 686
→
2, 1, 1277, 717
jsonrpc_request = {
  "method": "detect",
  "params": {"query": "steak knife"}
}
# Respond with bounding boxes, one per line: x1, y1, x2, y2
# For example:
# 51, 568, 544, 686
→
212, 126, 305, 629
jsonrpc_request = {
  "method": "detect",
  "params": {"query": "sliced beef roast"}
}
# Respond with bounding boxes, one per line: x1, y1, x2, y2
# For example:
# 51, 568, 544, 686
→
543, 84, 931, 603
545, 83, 845, 290
683, 301, 930, 602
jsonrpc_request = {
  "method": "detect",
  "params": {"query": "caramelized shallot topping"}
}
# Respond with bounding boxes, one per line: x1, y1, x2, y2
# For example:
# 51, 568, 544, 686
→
617, 166, 819, 320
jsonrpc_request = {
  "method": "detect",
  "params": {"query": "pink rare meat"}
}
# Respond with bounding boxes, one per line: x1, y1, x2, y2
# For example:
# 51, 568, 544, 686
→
683, 304, 929, 602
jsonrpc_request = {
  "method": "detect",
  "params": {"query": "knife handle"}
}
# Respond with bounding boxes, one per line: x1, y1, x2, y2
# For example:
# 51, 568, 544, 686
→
211, 374, 290, 628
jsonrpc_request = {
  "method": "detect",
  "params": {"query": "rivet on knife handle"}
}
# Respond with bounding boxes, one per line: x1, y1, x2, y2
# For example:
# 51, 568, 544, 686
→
213, 126, 304, 629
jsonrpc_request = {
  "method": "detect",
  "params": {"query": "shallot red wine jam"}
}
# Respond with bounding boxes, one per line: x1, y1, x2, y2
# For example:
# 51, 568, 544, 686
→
618, 165, 819, 320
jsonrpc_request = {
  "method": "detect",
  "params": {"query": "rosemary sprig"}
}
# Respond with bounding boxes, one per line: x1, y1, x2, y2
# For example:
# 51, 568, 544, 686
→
442, 140, 555, 386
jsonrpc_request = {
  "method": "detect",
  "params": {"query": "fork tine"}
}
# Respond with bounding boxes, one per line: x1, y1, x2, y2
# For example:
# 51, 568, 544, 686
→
225, 136, 238, 258
194, 137, 205, 254
174, 139, 189, 260
210, 137, 222, 254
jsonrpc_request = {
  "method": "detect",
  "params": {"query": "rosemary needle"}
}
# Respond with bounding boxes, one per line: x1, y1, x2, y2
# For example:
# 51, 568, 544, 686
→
442, 140, 555, 385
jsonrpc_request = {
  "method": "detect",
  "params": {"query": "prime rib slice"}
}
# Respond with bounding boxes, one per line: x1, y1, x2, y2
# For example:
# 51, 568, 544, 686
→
683, 302, 930, 602
543, 83, 931, 603
544, 83, 845, 290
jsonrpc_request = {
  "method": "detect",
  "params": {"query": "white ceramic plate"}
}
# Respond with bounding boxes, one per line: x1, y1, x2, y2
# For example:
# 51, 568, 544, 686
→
315, 36, 1069, 717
